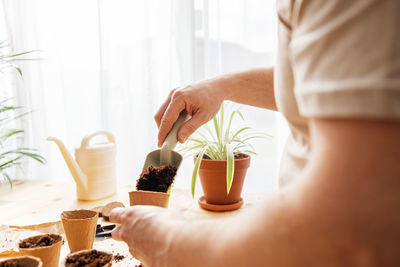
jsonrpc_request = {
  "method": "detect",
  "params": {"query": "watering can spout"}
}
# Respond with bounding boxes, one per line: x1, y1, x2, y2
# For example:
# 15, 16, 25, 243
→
47, 137, 87, 192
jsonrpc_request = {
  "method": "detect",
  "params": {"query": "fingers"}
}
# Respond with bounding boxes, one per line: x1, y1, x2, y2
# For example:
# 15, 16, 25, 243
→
154, 89, 176, 129
111, 225, 122, 241
177, 114, 207, 143
109, 207, 125, 224
157, 97, 185, 147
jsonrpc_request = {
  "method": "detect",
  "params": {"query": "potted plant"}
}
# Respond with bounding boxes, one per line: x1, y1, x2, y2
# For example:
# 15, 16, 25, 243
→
179, 102, 267, 211
0, 41, 45, 186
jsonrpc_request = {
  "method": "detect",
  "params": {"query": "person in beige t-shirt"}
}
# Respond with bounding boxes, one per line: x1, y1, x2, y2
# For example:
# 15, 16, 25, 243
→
110, 0, 400, 266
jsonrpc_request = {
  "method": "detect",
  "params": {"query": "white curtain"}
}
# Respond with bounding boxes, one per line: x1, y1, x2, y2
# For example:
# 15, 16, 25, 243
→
1, 0, 288, 194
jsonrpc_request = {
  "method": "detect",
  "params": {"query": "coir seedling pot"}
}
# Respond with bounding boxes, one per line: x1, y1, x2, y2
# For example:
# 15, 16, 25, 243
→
61, 210, 98, 252
129, 190, 170, 208
0, 256, 43, 267
18, 234, 63, 267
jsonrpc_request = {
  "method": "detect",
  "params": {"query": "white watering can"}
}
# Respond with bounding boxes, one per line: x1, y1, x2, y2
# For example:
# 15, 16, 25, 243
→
47, 131, 117, 201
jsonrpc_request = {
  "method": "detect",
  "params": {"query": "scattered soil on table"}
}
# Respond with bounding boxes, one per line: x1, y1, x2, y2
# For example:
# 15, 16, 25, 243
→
19, 234, 61, 249
101, 202, 125, 221
65, 250, 112, 267
136, 165, 177, 193
113, 253, 125, 263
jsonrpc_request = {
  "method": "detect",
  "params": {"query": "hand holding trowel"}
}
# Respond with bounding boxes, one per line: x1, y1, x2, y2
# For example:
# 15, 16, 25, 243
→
142, 110, 189, 171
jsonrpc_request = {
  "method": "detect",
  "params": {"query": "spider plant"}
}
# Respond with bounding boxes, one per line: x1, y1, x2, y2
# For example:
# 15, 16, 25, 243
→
0, 40, 39, 76
179, 102, 268, 198
0, 41, 45, 186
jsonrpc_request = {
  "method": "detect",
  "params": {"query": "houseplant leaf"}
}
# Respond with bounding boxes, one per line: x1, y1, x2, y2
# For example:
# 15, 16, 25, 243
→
226, 143, 235, 194
191, 145, 208, 198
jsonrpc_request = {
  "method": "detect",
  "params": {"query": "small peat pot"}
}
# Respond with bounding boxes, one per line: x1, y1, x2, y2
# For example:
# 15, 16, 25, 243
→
197, 154, 250, 211
129, 190, 170, 208
130, 164, 177, 208
0, 256, 43, 267
64, 249, 113, 267
61, 210, 98, 253
18, 234, 63, 267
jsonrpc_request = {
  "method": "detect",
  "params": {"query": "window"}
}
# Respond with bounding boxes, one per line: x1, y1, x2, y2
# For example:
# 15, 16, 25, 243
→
1, 0, 288, 194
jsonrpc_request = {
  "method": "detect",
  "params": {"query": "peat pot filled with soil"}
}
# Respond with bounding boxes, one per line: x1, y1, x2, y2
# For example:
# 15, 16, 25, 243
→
18, 234, 63, 267
197, 153, 250, 205
64, 249, 113, 267
0, 256, 42, 267
129, 165, 177, 207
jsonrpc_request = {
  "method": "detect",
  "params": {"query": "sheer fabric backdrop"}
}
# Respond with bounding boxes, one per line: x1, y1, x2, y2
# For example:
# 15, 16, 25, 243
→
1, 0, 288, 194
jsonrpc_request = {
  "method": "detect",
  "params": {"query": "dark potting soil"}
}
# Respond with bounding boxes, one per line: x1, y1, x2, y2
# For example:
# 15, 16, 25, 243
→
65, 250, 112, 267
135, 264, 143, 267
0, 259, 39, 267
113, 253, 125, 263
136, 165, 177, 193
0, 260, 18, 267
234, 153, 249, 159
202, 153, 248, 160
19, 234, 61, 249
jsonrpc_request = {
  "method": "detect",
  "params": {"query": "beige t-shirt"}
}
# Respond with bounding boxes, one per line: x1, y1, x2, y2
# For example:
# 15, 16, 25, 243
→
274, 0, 400, 187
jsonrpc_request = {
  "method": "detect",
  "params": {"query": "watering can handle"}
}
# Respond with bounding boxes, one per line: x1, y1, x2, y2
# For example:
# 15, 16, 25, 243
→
80, 131, 116, 150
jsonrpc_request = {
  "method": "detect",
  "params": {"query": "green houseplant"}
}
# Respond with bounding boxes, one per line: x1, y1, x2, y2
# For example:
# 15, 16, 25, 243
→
179, 102, 267, 210
0, 41, 45, 186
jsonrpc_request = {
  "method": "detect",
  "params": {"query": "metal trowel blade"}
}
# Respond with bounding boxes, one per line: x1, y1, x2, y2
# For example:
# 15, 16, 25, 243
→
142, 149, 183, 171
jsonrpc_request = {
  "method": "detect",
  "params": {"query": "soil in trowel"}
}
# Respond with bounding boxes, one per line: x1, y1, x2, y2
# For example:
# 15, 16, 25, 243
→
65, 250, 112, 267
19, 234, 61, 248
136, 165, 177, 193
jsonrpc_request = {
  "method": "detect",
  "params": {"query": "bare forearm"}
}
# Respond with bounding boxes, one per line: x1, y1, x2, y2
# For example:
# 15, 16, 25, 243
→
167, 219, 227, 267
216, 68, 276, 110
219, 119, 400, 266
169, 119, 400, 267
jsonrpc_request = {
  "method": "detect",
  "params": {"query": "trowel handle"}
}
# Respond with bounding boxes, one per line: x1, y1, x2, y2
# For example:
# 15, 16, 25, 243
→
162, 110, 189, 150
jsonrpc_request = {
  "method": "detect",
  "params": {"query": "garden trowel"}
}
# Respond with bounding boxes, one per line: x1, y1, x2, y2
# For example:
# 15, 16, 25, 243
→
142, 110, 189, 171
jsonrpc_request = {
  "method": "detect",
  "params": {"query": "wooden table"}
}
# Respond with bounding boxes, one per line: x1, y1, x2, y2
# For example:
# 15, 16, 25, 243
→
0, 180, 266, 226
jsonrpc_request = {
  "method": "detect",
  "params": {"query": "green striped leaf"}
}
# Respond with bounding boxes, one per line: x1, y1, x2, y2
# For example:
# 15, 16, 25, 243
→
226, 143, 235, 194
191, 146, 208, 198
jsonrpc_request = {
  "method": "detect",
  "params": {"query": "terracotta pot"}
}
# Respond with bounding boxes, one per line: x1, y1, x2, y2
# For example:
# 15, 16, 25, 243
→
0, 256, 42, 267
129, 190, 169, 208
63, 249, 113, 267
197, 154, 250, 205
18, 234, 63, 267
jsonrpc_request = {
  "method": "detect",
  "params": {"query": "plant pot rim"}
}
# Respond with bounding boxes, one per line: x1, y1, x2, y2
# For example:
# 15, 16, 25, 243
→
0, 256, 43, 267
61, 210, 98, 221
130, 190, 170, 196
194, 153, 251, 162
19, 234, 63, 251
